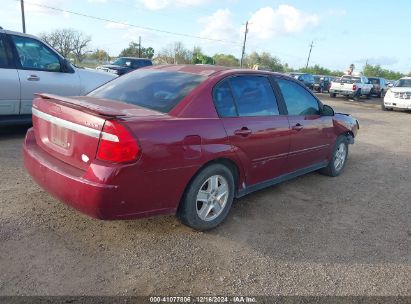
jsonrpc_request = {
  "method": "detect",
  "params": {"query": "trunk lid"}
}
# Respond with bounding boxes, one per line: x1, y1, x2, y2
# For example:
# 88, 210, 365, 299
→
32, 94, 161, 170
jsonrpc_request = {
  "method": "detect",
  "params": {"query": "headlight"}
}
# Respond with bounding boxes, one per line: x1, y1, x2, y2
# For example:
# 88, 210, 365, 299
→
384, 89, 393, 98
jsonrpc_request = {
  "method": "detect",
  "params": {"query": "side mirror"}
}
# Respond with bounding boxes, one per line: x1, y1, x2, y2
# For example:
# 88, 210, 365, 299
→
61, 58, 74, 73
321, 104, 335, 116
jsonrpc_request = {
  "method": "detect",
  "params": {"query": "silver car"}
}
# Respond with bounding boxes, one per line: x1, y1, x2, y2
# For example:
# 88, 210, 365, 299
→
0, 28, 116, 125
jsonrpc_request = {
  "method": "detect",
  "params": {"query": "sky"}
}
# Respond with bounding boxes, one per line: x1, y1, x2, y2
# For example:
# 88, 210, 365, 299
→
1, 0, 410, 73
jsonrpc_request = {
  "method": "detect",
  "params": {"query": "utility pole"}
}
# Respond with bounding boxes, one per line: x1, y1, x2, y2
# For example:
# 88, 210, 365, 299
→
138, 36, 141, 57
20, 0, 26, 33
305, 40, 314, 69
240, 21, 249, 68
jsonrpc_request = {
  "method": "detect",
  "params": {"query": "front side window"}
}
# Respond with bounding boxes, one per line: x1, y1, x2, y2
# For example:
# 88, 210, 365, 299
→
11, 35, 61, 72
0, 37, 9, 67
89, 69, 206, 113
229, 76, 279, 116
277, 79, 320, 116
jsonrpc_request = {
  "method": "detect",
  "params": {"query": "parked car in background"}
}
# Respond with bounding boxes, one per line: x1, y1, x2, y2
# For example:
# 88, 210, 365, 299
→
23, 65, 359, 230
0, 28, 116, 125
329, 75, 373, 100
368, 77, 388, 98
96, 57, 153, 75
313, 75, 333, 93
387, 80, 397, 88
382, 77, 411, 111
288, 72, 315, 90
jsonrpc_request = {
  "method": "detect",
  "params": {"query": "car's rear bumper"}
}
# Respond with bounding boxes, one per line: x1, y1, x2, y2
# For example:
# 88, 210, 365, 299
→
23, 128, 177, 220
329, 89, 354, 96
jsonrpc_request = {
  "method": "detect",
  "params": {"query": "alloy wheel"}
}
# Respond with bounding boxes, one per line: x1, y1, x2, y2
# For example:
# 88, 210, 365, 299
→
196, 175, 229, 222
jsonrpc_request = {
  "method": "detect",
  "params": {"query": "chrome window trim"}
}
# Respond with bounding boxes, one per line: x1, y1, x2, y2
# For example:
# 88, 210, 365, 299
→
32, 107, 119, 142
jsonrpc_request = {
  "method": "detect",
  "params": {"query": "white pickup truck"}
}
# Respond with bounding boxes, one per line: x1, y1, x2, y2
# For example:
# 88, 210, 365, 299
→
329, 75, 373, 100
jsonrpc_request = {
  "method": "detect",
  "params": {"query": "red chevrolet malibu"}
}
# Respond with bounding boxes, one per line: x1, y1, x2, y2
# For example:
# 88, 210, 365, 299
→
23, 65, 359, 230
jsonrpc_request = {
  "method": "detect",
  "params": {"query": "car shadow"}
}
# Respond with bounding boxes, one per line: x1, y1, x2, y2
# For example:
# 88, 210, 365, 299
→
0, 125, 31, 140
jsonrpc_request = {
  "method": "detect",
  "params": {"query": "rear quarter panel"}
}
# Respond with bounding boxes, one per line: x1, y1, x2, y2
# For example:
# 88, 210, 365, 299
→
108, 114, 244, 216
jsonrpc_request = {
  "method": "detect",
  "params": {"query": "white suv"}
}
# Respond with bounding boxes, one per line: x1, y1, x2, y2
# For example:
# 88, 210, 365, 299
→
0, 28, 116, 125
382, 77, 411, 111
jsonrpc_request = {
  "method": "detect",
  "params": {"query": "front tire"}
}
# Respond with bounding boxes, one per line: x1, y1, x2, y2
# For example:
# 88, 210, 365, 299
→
330, 93, 337, 98
320, 135, 349, 177
177, 164, 235, 231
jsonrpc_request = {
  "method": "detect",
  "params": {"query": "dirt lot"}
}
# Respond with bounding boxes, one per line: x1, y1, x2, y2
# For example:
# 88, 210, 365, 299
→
0, 95, 410, 296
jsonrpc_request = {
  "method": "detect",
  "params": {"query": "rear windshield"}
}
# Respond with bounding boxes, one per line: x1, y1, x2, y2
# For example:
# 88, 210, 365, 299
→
340, 76, 361, 84
89, 70, 206, 113
395, 79, 411, 87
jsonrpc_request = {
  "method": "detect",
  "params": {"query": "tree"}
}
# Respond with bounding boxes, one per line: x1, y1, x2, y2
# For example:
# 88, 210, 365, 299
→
71, 31, 91, 63
243, 52, 285, 72
89, 49, 110, 62
299, 64, 331, 75
155, 42, 192, 64
346, 63, 355, 75
192, 47, 213, 64
212, 53, 239, 67
363, 63, 404, 80
40, 29, 91, 62
119, 42, 155, 59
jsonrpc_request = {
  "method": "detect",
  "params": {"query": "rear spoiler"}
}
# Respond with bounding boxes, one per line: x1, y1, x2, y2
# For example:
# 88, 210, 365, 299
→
35, 93, 127, 118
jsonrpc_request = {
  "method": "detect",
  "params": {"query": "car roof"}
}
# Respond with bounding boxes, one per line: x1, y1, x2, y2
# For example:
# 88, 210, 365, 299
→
2, 29, 40, 40
145, 64, 290, 78
119, 57, 152, 61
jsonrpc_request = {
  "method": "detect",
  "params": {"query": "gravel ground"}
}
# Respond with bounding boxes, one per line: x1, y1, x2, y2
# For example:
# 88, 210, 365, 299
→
0, 95, 410, 296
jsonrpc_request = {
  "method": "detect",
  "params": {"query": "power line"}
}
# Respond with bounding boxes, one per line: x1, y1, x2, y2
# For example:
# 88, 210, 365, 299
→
17, 0, 241, 45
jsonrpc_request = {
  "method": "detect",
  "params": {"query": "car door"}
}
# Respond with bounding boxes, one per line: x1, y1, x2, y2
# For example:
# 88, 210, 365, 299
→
213, 75, 290, 186
0, 33, 20, 116
275, 77, 335, 173
9, 34, 81, 114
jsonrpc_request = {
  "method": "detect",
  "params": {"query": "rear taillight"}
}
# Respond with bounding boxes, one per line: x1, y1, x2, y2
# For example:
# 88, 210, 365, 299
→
352, 84, 357, 91
96, 120, 139, 163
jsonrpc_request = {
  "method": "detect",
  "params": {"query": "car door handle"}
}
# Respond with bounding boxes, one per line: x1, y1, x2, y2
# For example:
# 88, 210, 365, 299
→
27, 75, 40, 81
292, 123, 304, 131
234, 127, 252, 137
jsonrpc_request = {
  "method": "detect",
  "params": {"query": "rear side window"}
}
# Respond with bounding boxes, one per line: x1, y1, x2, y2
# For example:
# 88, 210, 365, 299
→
229, 76, 279, 116
277, 79, 320, 115
89, 70, 206, 113
213, 80, 237, 117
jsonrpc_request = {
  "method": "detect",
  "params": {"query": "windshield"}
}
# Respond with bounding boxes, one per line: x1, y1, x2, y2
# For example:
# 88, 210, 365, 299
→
112, 58, 134, 67
368, 78, 380, 84
395, 79, 411, 88
340, 76, 361, 84
88, 70, 206, 113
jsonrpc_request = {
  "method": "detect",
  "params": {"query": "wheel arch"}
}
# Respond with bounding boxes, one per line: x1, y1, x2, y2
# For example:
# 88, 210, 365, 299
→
177, 156, 243, 211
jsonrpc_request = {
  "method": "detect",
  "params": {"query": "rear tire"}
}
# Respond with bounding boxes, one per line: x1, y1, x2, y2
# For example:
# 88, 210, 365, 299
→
354, 89, 361, 101
320, 135, 349, 177
177, 164, 235, 231
366, 91, 371, 99
330, 93, 336, 98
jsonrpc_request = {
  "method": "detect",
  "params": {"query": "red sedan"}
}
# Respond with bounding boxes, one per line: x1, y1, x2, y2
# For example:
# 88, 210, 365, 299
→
23, 65, 359, 230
